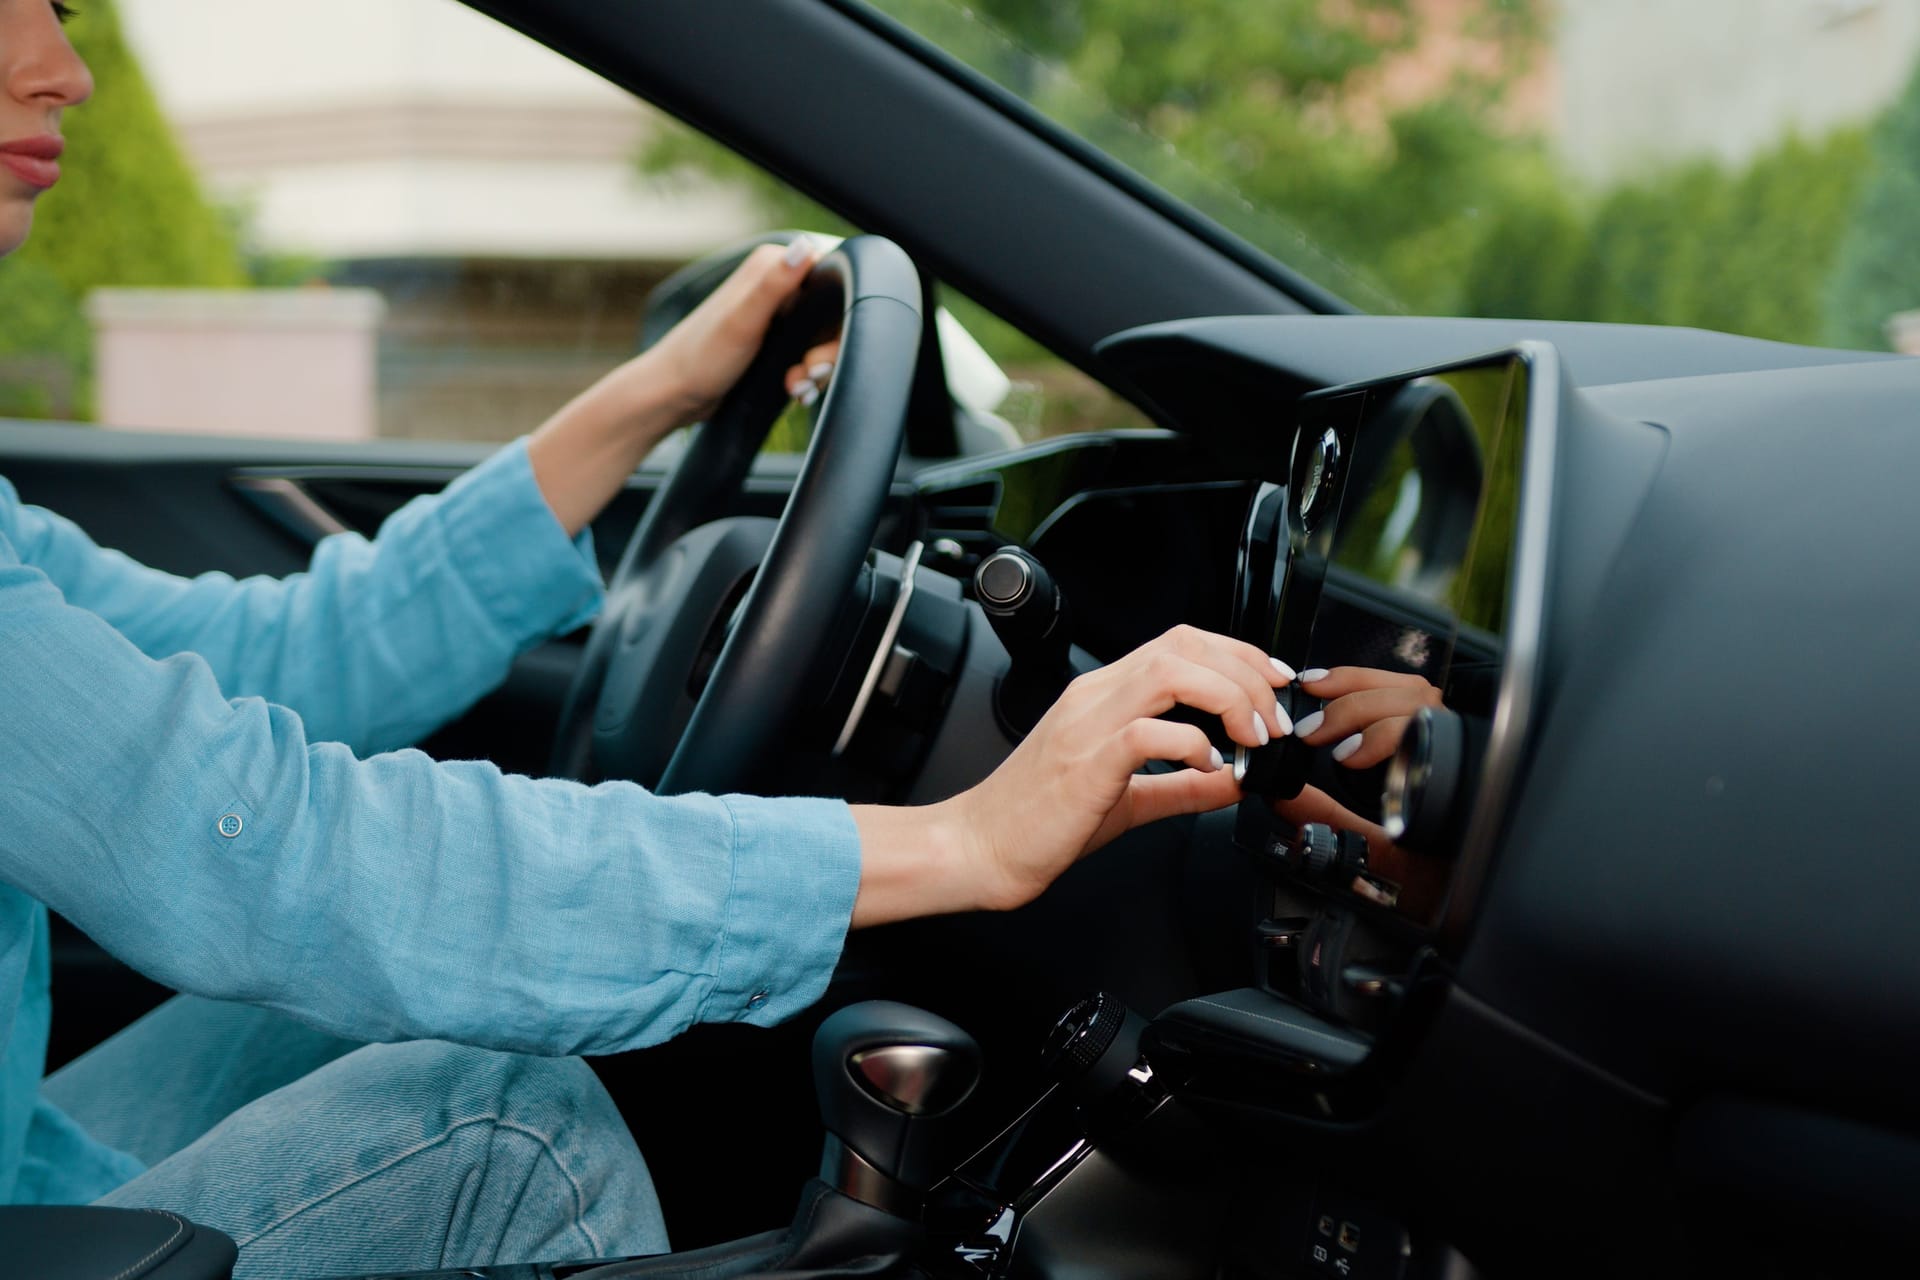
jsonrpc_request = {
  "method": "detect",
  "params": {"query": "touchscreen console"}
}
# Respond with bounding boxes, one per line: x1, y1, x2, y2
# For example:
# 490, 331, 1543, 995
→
1232, 344, 1559, 935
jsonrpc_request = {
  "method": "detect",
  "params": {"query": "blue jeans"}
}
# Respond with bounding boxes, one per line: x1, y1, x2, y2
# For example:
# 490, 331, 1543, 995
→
42, 996, 670, 1279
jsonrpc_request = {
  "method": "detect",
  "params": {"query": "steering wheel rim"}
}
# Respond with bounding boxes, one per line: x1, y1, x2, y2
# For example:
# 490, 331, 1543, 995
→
548, 235, 923, 795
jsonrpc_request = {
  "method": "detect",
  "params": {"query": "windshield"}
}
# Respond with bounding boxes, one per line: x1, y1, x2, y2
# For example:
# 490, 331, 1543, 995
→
865, 0, 1918, 353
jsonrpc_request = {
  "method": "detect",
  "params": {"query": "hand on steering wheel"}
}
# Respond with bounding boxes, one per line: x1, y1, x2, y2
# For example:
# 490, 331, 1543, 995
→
642, 236, 836, 424
549, 236, 921, 796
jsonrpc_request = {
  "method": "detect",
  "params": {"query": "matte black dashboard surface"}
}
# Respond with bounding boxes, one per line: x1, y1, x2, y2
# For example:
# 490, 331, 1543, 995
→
1460, 355, 1920, 1119
1093, 323, 1920, 1119
1062, 318, 1920, 1264
1100, 315, 1898, 439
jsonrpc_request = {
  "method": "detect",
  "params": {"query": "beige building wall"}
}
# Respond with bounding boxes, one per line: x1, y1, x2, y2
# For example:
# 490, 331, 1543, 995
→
100, 0, 766, 443
1556, 0, 1920, 181
114, 0, 759, 261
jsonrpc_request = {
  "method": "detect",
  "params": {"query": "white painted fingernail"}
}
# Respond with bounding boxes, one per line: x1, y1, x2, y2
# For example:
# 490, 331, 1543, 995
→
1252, 715, 1268, 746
1294, 710, 1324, 738
808, 361, 835, 381
799, 383, 820, 408
1300, 668, 1331, 684
1273, 703, 1294, 736
782, 236, 813, 267
1332, 733, 1363, 763
1270, 657, 1296, 681
1208, 747, 1224, 772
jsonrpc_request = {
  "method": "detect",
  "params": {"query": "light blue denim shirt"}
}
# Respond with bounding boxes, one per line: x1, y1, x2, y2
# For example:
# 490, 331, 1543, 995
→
0, 440, 862, 1206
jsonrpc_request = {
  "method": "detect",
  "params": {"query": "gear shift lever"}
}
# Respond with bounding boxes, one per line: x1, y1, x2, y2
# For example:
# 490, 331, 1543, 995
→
813, 1001, 981, 1216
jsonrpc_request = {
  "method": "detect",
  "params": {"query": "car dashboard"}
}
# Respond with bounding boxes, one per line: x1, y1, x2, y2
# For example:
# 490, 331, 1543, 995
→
893, 314, 1920, 1275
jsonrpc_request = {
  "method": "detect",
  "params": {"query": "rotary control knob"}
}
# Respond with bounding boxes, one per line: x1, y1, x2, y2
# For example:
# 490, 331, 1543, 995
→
973, 547, 1069, 650
1382, 705, 1474, 854
1298, 822, 1339, 879
975, 550, 1034, 608
1230, 686, 1316, 801
1042, 991, 1150, 1106
1293, 822, 1370, 888
973, 546, 1075, 736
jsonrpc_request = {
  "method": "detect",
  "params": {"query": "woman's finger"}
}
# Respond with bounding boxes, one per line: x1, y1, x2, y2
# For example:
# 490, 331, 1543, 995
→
801, 341, 839, 380
1172, 624, 1296, 688
1123, 766, 1243, 830
1164, 625, 1292, 736
1273, 784, 1395, 849
785, 341, 843, 403
1294, 665, 1437, 699
1093, 649, 1274, 749
1328, 715, 1411, 770
1295, 684, 1442, 745
1106, 716, 1225, 776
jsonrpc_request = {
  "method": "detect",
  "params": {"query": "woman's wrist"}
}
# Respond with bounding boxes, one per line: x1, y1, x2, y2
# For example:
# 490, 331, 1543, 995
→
848, 798, 991, 928
526, 349, 693, 537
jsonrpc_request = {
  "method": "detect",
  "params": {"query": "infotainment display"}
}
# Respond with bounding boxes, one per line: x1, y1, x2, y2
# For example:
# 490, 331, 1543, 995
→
1235, 343, 1559, 933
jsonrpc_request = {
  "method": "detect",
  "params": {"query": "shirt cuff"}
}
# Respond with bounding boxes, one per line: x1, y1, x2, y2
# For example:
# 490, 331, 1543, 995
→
437, 438, 605, 646
705, 794, 862, 1026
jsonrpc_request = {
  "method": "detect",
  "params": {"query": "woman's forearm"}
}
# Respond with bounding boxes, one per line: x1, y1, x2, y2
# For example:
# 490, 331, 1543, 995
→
526, 242, 824, 539
848, 801, 985, 928
526, 349, 694, 538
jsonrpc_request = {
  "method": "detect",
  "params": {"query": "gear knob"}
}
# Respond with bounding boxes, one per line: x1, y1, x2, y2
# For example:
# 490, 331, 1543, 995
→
813, 1001, 981, 1213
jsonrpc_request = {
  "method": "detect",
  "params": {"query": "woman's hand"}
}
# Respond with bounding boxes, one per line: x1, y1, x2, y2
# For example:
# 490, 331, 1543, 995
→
783, 340, 843, 408
849, 625, 1293, 926
649, 238, 833, 424
1266, 664, 1443, 853
527, 239, 830, 537
1291, 665, 1444, 769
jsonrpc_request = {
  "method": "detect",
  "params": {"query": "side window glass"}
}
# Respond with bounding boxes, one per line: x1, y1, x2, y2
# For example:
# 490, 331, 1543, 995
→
0, 0, 1148, 454
0, 1, 805, 447
641, 128, 1153, 448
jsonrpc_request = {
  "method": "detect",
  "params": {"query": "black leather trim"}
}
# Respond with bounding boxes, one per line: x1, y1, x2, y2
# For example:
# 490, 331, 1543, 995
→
568, 1180, 919, 1278
0, 1206, 237, 1280
1150, 987, 1369, 1074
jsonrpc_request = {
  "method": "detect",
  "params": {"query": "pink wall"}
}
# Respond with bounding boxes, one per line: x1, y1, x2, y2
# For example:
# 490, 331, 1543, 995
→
87, 288, 386, 440
1889, 311, 1920, 357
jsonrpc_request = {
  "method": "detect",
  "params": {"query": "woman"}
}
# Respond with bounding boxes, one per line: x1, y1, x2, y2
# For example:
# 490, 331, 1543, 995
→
0, 4, 1314, 1276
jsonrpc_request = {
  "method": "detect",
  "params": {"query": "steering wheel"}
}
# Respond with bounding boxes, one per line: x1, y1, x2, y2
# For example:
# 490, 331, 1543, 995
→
548, 236, 922, 795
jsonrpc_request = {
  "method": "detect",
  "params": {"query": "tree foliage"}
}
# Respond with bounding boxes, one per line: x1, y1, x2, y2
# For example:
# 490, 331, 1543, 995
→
1465, 129, 1870, 346
873, 0, 1550, 314
1823, 64, 1920, 351
0, 0, 245, 419
654, 0, 1883, 352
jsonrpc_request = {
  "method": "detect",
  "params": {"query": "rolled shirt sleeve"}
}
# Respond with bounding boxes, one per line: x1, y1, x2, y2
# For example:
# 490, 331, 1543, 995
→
0, 538, 863, 1052
3, 440, 603, 755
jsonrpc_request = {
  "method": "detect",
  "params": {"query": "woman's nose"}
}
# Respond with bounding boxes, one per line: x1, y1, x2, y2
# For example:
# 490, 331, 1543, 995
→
7, 7, 94, 112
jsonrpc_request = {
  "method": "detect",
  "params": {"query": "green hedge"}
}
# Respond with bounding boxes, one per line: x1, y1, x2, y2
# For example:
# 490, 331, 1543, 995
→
1824, 65, 1920, 350
1460, 129, 1872, 347
0, 0, 244, 420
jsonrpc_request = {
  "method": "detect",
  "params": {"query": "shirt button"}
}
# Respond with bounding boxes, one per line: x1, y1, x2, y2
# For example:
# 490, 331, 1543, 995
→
215, 814, 244, 839
747, 990, 770, 1011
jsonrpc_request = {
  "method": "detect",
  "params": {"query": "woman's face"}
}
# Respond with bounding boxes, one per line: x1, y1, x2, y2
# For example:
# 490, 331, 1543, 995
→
0, 0, 91, 259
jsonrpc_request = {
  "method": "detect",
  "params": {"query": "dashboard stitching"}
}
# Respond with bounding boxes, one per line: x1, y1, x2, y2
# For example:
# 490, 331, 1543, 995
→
1188, 999, 1364, 1052
108, 1210, 187, 1280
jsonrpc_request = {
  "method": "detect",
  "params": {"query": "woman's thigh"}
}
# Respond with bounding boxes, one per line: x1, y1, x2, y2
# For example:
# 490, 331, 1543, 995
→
42, 995, 360, 1168
97, 1038, 668, 1280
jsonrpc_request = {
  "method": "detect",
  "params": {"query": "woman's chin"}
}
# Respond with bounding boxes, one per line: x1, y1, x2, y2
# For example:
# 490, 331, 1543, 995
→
0, 202, 35, 259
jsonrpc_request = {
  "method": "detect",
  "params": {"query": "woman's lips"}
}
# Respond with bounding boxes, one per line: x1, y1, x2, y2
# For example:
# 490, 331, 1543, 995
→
1, 153, 59, 188
0, 137, 64, 190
